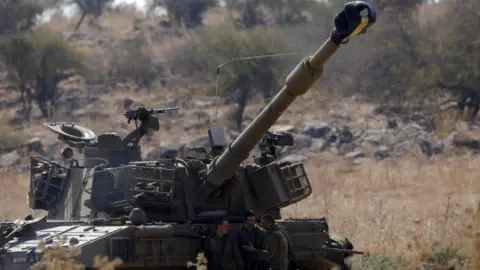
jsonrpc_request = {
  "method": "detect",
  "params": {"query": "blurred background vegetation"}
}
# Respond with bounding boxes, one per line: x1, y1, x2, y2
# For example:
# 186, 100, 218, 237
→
1, 0, 477, 130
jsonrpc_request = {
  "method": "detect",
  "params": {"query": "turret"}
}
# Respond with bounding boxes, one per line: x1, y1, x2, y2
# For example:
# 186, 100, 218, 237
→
198, 1, 377, 201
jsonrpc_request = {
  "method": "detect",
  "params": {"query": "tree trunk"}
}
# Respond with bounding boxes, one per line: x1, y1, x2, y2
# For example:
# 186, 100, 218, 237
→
234, 84, 250, 131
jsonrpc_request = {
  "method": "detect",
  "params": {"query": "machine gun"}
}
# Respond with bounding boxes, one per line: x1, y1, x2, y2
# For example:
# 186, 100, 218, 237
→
124, 107, 180, 133
255, 131, 294, 165
121, 106, 180, 148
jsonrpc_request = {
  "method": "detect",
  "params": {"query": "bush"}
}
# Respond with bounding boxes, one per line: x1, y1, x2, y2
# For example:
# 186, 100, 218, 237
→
0, 30, 85, 119
106, 33, 166, 88
343, 0, 480, 105
150, 0, 218, 28
355, 253, 410, 270
0, 127, 26, 154
71, 0, 115, 30
168, 24, 291, 130
0, 0, 45, 35
423, 245, 469, 268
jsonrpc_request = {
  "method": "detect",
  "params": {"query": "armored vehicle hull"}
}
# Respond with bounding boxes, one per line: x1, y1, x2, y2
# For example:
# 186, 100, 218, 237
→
1, 217, 357, 270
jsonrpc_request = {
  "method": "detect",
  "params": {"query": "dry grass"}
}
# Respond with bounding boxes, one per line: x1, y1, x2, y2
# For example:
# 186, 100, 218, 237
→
0, 173, 37, 220
283, 154, 480, 269
31, 240, 123, 270
286, 154, 480, 252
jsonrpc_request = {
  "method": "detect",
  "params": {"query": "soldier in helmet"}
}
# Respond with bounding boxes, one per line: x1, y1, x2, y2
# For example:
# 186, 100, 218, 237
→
203, 217, 244, 270
236, 210, 267, 270
243, 214, 289, 270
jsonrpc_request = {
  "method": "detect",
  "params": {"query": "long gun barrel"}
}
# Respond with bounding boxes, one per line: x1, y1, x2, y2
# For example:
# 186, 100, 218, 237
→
198, 1, 377, 200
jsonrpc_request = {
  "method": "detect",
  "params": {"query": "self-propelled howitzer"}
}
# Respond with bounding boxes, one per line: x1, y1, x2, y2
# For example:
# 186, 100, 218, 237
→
0, 2, 377, 270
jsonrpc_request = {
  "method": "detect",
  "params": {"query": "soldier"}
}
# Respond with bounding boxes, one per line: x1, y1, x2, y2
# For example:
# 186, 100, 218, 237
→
203, 218, 244, 270
276, 223, 297, 270
243, 214, 289, 270
236, 210, 267, 270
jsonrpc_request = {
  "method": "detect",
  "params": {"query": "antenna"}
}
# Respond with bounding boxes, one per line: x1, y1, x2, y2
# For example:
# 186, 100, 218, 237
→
213, 52, 300, 124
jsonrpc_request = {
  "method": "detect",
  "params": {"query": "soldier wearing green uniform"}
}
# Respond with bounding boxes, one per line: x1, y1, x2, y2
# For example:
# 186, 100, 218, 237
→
204, 218, 244, 270
276, 223, 297, 270
243, 214, 289, 270
236, 210, 267, 270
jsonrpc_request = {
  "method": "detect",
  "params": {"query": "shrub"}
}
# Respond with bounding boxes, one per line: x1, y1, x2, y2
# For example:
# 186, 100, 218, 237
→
0, 0, 45, 35
106, 33, 166, 88
422, 245, 469, 268
355, 253, 410, 270
0, 127, 26, 154
168, 24, 291, 130
71, 0, 115, 30
149, 0, 218, 28
0, 30, 85, 119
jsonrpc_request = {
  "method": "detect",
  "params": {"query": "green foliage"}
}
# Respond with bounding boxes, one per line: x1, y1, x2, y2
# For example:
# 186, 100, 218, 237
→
0, 31, 85, 118
167, 24, 290, 129
225, 0, 322, 28
149, 0, 218, 28
345, 0, 480, 104
204, 25, 289, 93
0, 35, 37, 86
0, 0, 46, 35
424, 246, 469, 267
107, 33, 165, 88
0, 31, 85, 74
201, 25, 290, 129
70, 0, 115, 30
357, 253, 410, 270
70, 0, 114, 17
34, 32, 86, 73
372, 0, 426, 12
428, 0, 480, 88
0, 128, 26, 154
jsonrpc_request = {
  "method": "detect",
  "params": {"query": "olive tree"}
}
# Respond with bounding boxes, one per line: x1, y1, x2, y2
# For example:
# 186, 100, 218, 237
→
69, 0, 114, 30
0, 31, 85, 119
199, 25, 290, 130
0, 0, 45, 35
149, 0, 218, 28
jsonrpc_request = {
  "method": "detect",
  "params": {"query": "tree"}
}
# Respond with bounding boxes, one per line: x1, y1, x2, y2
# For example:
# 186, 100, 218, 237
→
225, 0, 320, 28
149, 0, 218, 28
198, 25, 290, 130
0, 0, 45, 35
69, 0, 114, 30
428, 0, 480, 97
349, 0, 428, 103
224, 0, 265, 28
0, 31, 85, 119
107, 33, 166, 88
